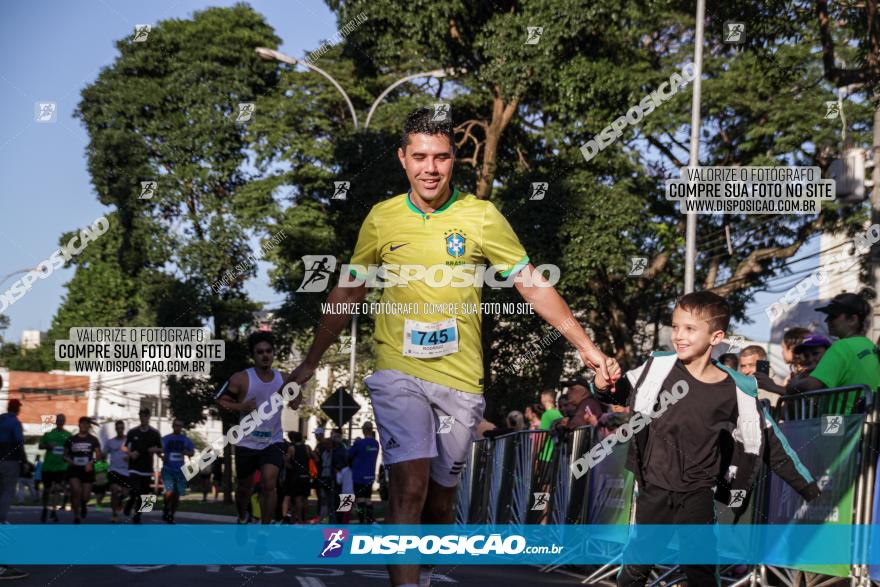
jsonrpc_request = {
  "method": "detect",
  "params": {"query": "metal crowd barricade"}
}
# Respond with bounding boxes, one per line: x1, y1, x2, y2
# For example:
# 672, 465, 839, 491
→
495, 429, 558, 525
454, 429, 561, 526
761, 385, 876, 587
455, 437, 492, 525
555, 425, 594, 525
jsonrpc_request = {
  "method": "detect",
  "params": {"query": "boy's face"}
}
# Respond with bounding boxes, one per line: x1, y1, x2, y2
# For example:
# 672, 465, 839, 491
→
671, 306, 725, 362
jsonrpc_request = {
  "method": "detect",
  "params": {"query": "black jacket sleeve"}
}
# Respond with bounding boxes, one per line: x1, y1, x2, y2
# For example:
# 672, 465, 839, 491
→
591, 375, 633, 406
761, 411, 821, 501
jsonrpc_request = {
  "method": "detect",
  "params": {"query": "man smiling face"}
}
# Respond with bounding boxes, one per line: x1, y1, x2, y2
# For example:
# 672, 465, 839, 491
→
398, 132, 455, 209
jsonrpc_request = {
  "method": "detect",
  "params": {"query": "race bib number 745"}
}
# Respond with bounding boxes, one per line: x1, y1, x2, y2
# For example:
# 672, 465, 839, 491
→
403, 318, 459, 358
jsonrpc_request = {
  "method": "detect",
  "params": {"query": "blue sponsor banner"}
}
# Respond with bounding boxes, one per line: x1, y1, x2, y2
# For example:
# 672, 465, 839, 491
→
4, 524, 880, 565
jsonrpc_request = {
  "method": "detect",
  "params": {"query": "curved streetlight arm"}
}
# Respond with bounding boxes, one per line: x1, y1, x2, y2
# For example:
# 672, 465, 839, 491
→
364, 69, 452, 130
256, 47, 359, 129
0, 268, 39, 289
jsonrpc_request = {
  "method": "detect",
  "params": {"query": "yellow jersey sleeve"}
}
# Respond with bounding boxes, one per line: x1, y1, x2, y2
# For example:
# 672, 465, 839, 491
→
482, 202, 529, 277
348, 210, 380, 279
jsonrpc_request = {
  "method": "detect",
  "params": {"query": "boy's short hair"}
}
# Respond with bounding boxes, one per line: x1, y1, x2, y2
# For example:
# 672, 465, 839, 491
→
782, 327, 811, 349
675, 291, 731, 332
248, 331, 275, 355
401, 107, 456, 154
740, 345, 767, 360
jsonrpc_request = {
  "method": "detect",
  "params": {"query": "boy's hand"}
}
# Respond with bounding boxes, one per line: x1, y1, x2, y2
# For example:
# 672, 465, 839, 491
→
605, 357, 622, 383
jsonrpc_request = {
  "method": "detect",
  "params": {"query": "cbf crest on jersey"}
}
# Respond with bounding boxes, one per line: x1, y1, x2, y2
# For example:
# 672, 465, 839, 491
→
444, 229, 466, 258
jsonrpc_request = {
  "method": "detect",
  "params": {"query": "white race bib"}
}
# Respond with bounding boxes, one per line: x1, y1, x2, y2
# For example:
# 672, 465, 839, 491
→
74, 456, 89, 466
403, 318, 459, 358
52, 446, 64, 455
168, 452, 182, 462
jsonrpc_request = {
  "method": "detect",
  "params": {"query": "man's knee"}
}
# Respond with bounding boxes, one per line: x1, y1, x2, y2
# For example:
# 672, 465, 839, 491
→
390, 477, 428, 508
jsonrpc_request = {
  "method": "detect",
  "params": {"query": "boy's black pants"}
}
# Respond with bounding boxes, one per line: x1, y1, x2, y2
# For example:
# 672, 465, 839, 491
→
618, 483, 719, 587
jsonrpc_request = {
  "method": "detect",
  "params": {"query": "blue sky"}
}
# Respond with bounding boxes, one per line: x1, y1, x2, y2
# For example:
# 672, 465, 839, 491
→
0, 0, 336, 340
0, 0, 818, 345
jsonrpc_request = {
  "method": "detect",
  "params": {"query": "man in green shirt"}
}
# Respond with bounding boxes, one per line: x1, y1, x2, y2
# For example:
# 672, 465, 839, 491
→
791, 293, 880, 414
539, 390, 563, 461
38, 413, 71, 523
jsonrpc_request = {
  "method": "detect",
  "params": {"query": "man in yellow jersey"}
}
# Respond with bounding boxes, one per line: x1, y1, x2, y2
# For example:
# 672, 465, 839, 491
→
285, 107, 617, 587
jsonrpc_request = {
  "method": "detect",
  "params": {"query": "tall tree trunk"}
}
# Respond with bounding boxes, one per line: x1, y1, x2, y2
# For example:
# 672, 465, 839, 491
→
475, 92, 519, 199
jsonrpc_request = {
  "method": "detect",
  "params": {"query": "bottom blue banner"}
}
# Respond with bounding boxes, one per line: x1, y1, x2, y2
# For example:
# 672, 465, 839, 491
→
1, 524, 880, 565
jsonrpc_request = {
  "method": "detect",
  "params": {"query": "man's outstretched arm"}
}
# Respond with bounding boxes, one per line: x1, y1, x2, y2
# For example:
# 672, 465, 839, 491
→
284, 281, 368, 387
513, 264, 618, 382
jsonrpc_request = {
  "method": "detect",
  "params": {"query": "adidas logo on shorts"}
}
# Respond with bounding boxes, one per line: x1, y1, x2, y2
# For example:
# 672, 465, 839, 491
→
385, 437, 400, 450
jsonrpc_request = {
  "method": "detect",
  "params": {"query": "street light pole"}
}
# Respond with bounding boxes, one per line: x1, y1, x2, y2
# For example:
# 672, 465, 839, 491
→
256, 47, 360, 129
684, 0, 706, 294
364, 69, 452, 129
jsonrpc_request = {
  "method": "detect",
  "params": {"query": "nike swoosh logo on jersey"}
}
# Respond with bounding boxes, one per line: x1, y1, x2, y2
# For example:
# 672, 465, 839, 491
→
390, 243, 409, 251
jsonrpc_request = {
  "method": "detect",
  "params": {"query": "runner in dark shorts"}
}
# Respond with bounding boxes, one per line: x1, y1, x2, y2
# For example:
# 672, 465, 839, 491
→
38, 414, 70, 523
64, 417, 102, 524
124, 408, 162, 524
218, 332, 301, 524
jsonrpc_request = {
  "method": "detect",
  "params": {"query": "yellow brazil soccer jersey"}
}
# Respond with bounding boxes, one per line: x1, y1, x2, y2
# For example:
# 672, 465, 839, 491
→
348, 187, 528, 393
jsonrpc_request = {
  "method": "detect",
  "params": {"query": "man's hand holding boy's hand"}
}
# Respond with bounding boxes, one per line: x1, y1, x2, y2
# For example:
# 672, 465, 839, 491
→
593, 357, 622, 390
579, 347, 621, 386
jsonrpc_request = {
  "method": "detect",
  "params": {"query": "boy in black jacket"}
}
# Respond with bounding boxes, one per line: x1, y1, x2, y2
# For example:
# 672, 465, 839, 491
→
591, 291, 820, 586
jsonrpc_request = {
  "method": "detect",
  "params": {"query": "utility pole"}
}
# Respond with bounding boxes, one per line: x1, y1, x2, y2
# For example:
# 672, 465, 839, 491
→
684, 0, 706, 294
871, 103, 880, 341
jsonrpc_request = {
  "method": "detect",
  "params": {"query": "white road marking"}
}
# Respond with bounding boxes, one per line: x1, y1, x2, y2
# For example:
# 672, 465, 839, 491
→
115, 565, 170, 573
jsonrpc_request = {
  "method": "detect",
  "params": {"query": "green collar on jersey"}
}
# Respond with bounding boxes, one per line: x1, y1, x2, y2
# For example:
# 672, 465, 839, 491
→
406, 186, 459, 217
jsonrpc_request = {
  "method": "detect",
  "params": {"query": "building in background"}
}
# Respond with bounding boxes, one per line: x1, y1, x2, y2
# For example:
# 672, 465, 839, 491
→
20, 330, 47, 349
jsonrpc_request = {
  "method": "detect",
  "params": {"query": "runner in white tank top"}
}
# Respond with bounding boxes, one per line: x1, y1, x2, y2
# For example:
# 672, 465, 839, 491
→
217, 332, 302, 524
237, 367, 284, 450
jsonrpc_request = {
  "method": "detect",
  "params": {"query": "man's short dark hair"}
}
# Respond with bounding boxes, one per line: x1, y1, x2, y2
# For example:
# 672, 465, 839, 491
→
401, 107, 455, 154
248, 331, 275, 355
676, 291, 731, 332
783, 327, 811, 349
740, 345, 767, 360
139, 408, 151, 417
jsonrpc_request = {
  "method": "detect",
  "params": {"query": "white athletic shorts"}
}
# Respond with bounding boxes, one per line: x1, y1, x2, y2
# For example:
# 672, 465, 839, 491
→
364, 369, 485, 488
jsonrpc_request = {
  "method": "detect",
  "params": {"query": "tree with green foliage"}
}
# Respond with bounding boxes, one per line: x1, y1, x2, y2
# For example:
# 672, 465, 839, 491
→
255, 0, 873, 420
69, 4, 284, 500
